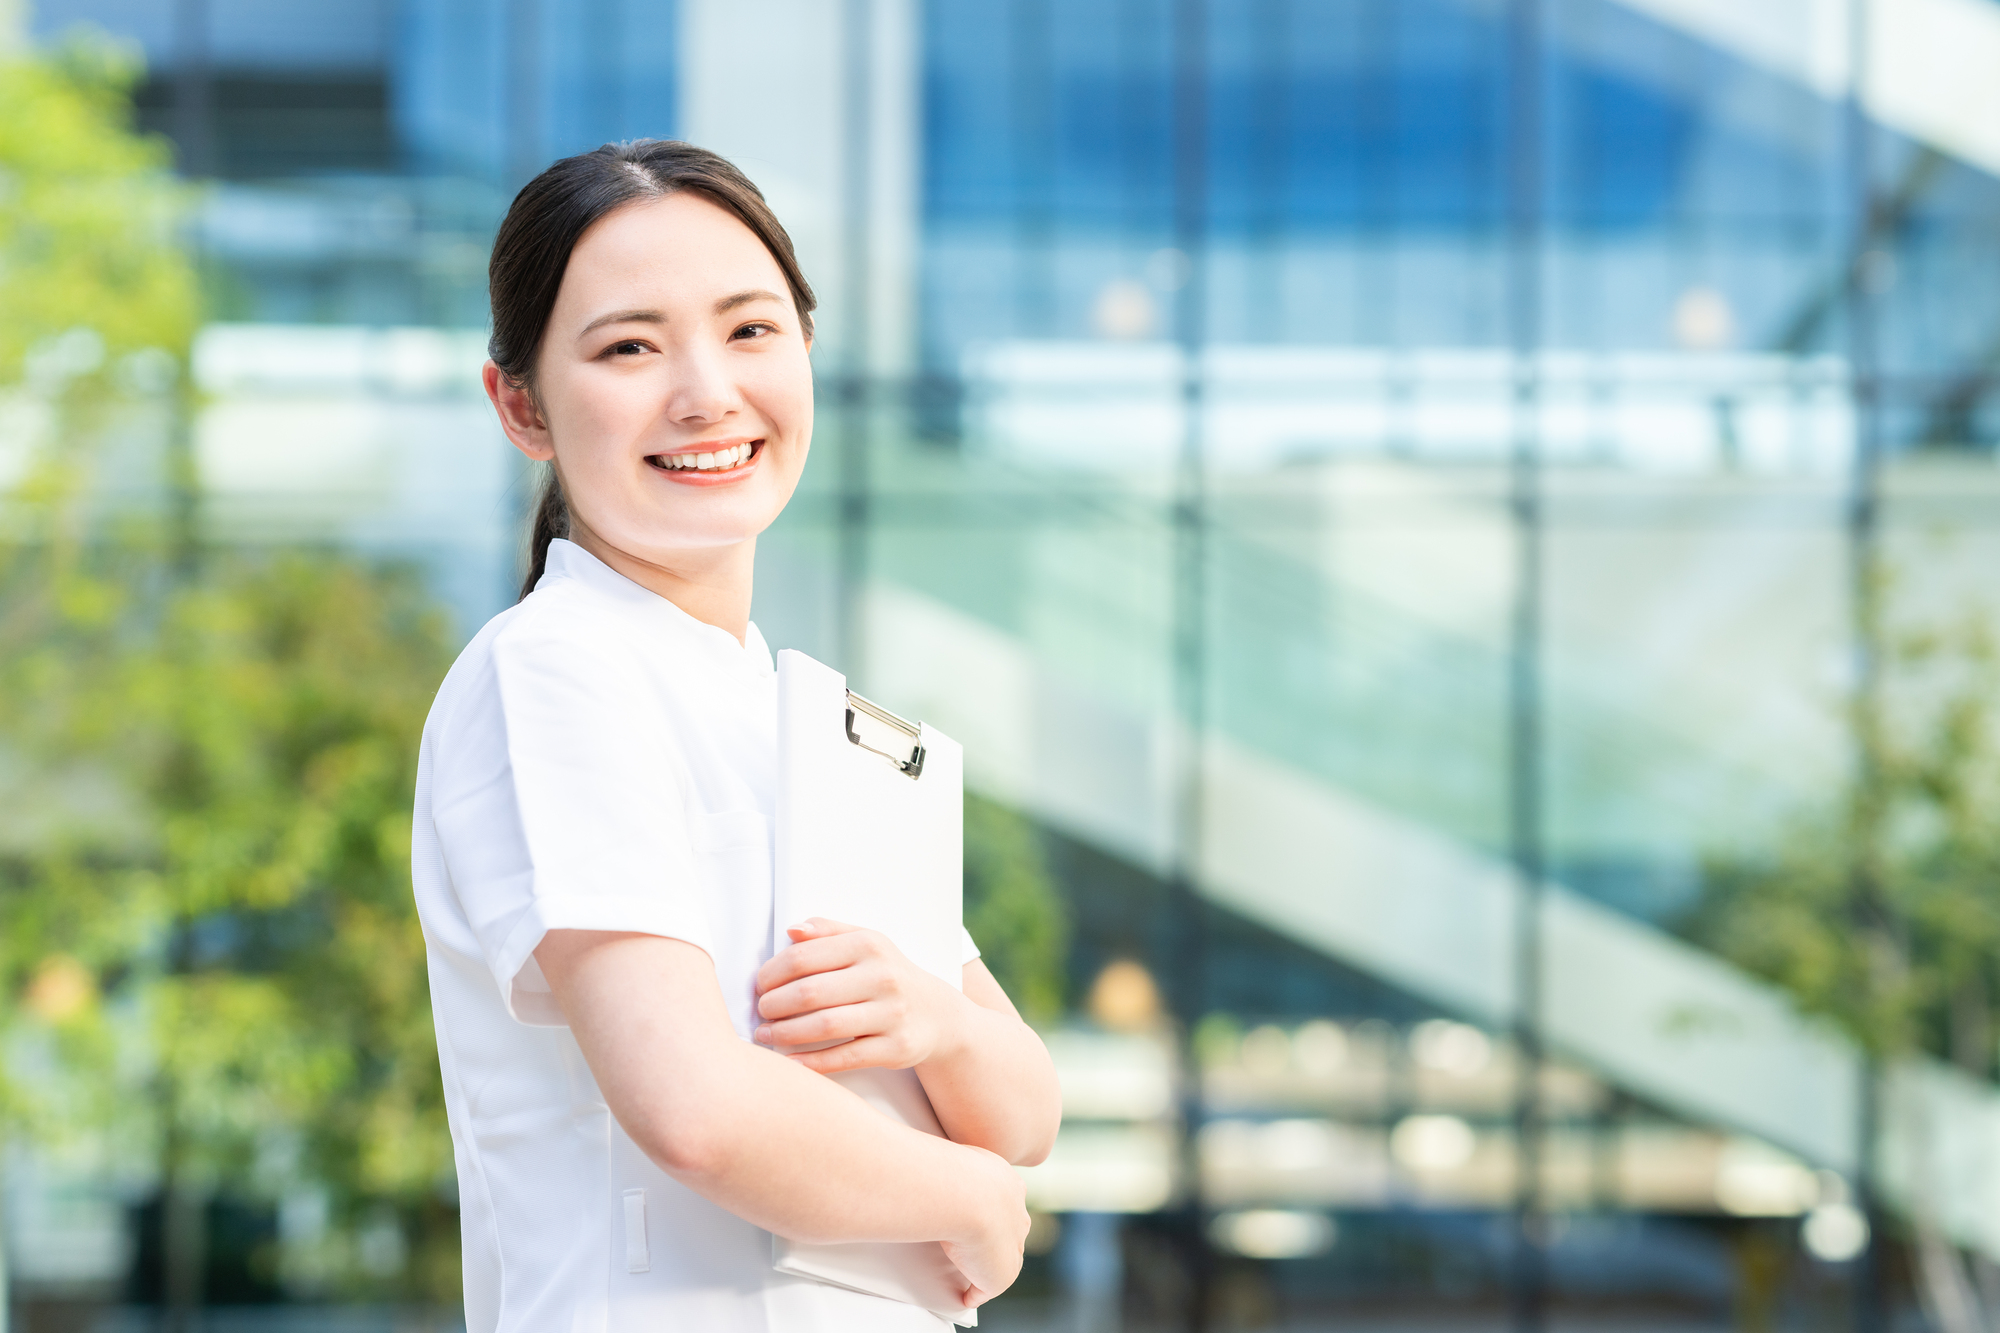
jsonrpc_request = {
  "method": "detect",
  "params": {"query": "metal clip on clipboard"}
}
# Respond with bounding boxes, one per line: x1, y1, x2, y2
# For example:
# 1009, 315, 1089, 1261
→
844, 691, 927, 780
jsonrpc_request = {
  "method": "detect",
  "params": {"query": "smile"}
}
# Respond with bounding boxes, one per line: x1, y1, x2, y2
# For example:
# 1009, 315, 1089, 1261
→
645, 440, 762, 480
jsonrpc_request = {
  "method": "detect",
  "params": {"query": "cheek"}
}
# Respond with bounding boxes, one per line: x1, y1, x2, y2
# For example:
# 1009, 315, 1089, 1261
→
544, 375, 653, 470
750, 354, 815, 441
576, 376, 656, 439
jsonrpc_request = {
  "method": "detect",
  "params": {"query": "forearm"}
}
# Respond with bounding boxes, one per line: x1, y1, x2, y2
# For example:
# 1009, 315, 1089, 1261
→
918, 994, 1062, 1165
649, 1038, 1003, 1245
541, 931, 1009, 1248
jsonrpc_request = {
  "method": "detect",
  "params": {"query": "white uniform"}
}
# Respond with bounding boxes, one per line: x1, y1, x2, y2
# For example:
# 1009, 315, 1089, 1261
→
411, 539, 970, 1332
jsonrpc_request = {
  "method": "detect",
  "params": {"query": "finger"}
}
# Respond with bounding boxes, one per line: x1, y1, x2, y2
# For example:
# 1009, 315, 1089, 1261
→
756, 969, 876, 1022
756, 968, 885, 1027
961, 1285, 993, 1309
759, 1000, 890, 1050
754, 932, 871, 994
785, 1032, 903, 1074
785, 916, 861, 941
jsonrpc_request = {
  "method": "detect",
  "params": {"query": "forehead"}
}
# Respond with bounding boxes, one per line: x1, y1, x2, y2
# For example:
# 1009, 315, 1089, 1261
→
556, 192, 788, 313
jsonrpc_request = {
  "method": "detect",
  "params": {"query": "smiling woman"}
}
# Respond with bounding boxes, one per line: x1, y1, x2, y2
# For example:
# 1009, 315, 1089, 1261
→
413, 141, 1059, 1333
486, 189, 812, 626
483, 146, 820, 612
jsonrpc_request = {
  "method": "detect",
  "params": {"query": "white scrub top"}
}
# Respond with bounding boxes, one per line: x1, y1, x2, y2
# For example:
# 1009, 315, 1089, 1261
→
411, 539, 971, 1333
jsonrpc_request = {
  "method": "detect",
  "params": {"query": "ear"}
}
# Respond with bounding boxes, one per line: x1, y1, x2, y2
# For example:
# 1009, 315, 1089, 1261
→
483, 360, 554, 461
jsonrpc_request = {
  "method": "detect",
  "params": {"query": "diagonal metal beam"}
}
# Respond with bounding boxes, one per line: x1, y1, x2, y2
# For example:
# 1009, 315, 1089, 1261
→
1772, 145, 1946, 356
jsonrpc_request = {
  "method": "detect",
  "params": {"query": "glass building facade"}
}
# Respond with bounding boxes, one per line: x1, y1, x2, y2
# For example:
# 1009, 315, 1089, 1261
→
13, 0, 2000, 1328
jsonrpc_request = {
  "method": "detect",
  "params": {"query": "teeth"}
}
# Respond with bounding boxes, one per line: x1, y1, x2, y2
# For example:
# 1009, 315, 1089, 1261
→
658, 444, 755, 471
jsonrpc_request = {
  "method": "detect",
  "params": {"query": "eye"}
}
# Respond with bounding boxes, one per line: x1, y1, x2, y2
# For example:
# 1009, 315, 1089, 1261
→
607, 339, 650, 357
731, 322, 778, 341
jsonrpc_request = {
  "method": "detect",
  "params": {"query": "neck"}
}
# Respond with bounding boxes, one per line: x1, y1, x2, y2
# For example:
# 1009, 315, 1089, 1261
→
565, 521, 757, 645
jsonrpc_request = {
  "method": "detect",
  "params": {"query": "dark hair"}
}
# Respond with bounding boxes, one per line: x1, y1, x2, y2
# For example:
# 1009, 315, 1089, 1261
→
490, 139, 818, 600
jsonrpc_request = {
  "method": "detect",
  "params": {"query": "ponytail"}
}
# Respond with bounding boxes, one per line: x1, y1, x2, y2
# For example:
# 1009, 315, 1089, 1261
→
519, 465, 569, 601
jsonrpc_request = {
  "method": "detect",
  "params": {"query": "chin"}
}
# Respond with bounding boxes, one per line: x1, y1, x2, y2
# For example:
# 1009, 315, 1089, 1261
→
622, 511, 771, 553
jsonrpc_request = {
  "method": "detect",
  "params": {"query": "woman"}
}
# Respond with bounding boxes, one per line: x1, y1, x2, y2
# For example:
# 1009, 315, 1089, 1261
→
411, 140, 1061, 1332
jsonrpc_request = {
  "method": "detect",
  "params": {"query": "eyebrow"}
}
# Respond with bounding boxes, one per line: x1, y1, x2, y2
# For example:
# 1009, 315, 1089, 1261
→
575, 289, 787, 340
713, 288, 786, 314
577, 308, 664, 338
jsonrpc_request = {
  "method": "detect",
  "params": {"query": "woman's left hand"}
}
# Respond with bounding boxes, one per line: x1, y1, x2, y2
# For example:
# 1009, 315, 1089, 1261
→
753, 918, 966, 1074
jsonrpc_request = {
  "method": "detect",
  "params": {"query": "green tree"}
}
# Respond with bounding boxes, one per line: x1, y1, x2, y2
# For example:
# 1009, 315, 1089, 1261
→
1691, 610, 2000, 1071
0, 36, 198, 376
963, 792, 1068, 1026
1690, 598, 2000, 1331
0, 35, 460, 1324
1, 31, 199, 1327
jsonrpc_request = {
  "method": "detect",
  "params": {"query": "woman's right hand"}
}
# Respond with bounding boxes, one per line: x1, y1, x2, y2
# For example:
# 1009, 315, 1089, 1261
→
941, 1144, 1031, 1307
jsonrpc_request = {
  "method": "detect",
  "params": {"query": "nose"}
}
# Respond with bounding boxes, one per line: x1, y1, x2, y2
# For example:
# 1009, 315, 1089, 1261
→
659, 341, 740, 426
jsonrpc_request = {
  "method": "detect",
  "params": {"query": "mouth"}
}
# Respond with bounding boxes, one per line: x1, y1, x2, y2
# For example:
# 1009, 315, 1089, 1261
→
645, 439, 763, 484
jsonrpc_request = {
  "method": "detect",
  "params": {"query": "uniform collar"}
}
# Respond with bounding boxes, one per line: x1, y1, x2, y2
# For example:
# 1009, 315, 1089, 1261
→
537, 539, 775, 680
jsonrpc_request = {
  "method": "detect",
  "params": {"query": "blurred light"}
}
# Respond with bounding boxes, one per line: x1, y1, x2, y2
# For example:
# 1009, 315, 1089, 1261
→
25, 955, 94, 1022
1293, 1020, 1347, 1077
1192, 1013, 1242, 1067
1144, 247, 1191, 292
1209, 1209, 1336, 1260
1024, 1212, 1062, 1256
1045, 1030, 1174, 1120
1019, 1124, 1175, 1214
1091, 279, 1156, 340
1240, 1024, 1291, 1076
24, 326, 106, 391
1258, 1119, 1337, 1172
1087, 959, 1162, 1033
1714, 1139, 1819, 1216
355, 1208, 407, 1277
1671, 285, 1736, 350
1409, 1020, 1491, 1076
1199, 1118, 1257, 1168
1802, 1202, 1870, 1262
192, 324, 488, 396
116, 347, 179, 397
1390, 1115, 1476, 1171
280, 1189, 333, 1296
962, 341, 1855, 476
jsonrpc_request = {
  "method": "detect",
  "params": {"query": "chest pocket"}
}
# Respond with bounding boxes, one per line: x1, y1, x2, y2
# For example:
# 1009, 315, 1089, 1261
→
690, 810, 775, 1041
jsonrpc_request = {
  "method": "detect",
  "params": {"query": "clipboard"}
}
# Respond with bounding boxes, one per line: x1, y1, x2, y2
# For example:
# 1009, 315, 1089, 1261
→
771, 649, 976, 1327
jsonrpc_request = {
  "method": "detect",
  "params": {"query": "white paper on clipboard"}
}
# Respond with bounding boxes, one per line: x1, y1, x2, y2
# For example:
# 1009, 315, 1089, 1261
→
771, 649, 975, 1328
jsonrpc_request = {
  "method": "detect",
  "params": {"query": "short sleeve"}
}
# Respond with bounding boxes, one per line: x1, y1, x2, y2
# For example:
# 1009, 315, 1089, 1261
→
429, 607, 714, 1025
960, 926, 981, 966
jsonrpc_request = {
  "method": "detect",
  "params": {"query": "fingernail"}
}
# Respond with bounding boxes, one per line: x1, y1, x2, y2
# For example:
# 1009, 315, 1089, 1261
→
787, 922, 810, 935
754, 1025, 771, 1043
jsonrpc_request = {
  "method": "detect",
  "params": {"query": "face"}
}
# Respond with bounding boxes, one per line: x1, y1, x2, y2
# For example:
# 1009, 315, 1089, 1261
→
487, 192, 813, 564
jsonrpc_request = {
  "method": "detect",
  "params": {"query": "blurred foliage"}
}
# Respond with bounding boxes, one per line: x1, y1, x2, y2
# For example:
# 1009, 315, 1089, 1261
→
0, 33, 198, 389
1, 553, 461, 1300
963, 792, 1069, 1025
1691, 609, 2000, 1073
0, 36, 459, 1304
